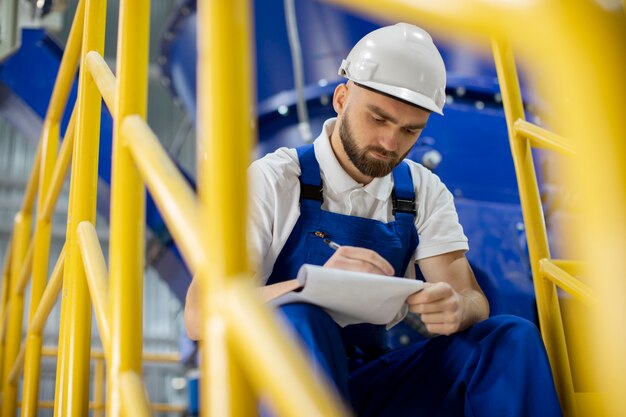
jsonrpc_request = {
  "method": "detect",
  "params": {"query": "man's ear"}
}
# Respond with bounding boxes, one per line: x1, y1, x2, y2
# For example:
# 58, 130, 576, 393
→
333, 83, 348, 115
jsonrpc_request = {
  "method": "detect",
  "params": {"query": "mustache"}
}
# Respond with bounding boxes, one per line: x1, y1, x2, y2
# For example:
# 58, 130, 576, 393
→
365, 146, 398, 159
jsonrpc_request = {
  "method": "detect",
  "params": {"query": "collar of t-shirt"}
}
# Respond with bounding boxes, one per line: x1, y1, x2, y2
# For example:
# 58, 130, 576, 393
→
312, 118, 394, 203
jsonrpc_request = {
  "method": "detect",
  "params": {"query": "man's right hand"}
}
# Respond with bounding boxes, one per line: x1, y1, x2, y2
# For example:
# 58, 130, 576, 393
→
324, 246, 395, 276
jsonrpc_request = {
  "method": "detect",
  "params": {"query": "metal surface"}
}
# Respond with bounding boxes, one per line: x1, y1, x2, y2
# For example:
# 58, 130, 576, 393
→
85, 51, 116, 115
491, 37, 577, 415
54, 0, 106, 413
1, 213, 31, 417
107, 0, 150, 415
77, 221, 110, 355
123, 115, 203, 272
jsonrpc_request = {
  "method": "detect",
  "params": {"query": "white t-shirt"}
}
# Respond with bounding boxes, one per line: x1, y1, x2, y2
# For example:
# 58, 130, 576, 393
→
249, 118, 468, 284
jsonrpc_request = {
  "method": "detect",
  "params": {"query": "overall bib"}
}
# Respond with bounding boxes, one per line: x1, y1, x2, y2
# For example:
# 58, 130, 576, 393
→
267, 144, 562, 417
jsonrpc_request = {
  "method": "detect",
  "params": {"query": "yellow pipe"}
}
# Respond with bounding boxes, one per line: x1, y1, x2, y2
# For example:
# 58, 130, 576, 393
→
40, 107, 77, 222
19, 400, 184, 413
22, 118, 59, 417
197, 0, 256, 415
1, 213, 32, 417
85, 51, 117, 116
539, 259, 597, 307
227, 280, 351, 417
14, 236, 34, 296
77, 221, 110, 355
28, 248, 65, 336
41, 346, 180, 363
513, 120, 575, 157
0, 244, 10, 383
122, 116, 204, 272
107, 0, 150, 415
119, 372, 153, 417
93, 358, 105, 417
8, 344, 25, 384
54, 0, 107, 414
491, 37, 576, 416
149, 404, 187, 413
20, 143, 41, 215
45, 0, 85, 124
552, 260, 586, 278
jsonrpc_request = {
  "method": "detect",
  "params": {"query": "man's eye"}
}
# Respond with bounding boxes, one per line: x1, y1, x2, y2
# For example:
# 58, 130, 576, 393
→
404, 128, 418, 135
371, 116, 385, 123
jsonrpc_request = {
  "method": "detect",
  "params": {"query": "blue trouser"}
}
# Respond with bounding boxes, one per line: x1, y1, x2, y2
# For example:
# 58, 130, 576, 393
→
278, 303, 562, 417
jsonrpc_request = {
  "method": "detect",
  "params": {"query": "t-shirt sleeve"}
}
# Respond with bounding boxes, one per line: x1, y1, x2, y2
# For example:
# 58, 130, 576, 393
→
409, 162, 469, 260
247, 148, 301, 283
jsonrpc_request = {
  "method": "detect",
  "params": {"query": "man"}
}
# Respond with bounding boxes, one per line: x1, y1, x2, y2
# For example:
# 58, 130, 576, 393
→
186, 23, 562, 416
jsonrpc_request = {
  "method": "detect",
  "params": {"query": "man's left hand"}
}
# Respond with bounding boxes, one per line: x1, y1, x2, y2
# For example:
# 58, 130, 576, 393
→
406, 282, 464, 336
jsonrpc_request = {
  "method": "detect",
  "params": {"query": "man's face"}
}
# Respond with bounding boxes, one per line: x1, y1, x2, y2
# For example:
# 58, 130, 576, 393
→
334, 82, 431, 180
339, 110, 411, 178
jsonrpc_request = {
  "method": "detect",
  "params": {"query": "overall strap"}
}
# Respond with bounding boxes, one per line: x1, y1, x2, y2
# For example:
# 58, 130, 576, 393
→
391, 161, 416, 222
296, 144, 323, 207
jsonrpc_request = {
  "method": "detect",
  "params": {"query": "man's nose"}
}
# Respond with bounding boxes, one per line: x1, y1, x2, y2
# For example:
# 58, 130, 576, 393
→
377, 129, 400, 152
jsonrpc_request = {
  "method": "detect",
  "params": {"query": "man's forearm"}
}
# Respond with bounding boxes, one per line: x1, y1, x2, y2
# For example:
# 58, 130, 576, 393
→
459, 288, 489, 331
258, 279, 301, 302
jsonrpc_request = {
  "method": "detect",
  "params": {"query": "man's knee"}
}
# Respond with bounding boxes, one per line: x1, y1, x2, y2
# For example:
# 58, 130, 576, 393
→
468, 315, 546, 355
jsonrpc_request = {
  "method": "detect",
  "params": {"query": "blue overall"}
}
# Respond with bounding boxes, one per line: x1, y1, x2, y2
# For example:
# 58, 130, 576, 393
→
267, 145, 562, 416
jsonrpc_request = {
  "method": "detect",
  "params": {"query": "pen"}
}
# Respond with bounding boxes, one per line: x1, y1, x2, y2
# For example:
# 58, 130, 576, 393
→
313, 231, 342, 251
323, 238, 341, 251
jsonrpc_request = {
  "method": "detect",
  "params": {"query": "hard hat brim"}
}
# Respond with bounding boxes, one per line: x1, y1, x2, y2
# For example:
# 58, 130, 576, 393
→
358, 80, 444, 115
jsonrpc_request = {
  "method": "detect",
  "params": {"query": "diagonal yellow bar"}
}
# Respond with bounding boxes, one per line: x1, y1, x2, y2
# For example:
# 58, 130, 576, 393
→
539, 259, 597, 307
122, 115, 204, 272
551, 260, 586, 278
54, 0, 106, 414
107, 0, 150, 415
77, 221, 110, 355
13, 238, 34, 296
513, 120, 574, 157
20, 144, 41, 215
226, 280, 351, 416
40, 107, 78, 222
28, 248, 65, 336
85, 51, 117, 116
8, 344, 25, 384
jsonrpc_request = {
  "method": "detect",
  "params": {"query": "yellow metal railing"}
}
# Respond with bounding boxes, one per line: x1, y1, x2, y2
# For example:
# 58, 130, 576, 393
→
0, 0, 348, 416
1, 0, 624, 416
492, 37, 608, 416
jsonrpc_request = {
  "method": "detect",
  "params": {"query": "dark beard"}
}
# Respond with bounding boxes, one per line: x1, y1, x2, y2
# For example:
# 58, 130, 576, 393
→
339, 113, 407, 178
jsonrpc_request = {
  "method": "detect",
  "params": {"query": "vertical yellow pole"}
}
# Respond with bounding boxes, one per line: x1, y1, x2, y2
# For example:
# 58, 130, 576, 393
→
0, 243, 11, 393
54, 0, 106, 415
107, 0, 149, 415
22, 3, 85, 405
20, 122, 58, 417
1, 214, 32, 417
94, 358, 105, 417
198, 0, 256, 415
491, 39, 576, 416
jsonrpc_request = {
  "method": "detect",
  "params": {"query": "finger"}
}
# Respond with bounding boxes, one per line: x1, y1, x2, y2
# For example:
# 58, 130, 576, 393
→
408, 299, 451, 315
335, 246, 395, 276
423, 322, 459, 336
325, 254, 391, 276
407, 282, 452, 304
419, 311, 461, 326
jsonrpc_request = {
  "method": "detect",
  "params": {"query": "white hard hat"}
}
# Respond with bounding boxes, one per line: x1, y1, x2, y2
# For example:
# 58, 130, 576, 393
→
339, 23, 447, 115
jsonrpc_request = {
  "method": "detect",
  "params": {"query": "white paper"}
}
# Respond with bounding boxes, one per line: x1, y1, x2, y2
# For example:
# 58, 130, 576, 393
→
272, 264, 424, 327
